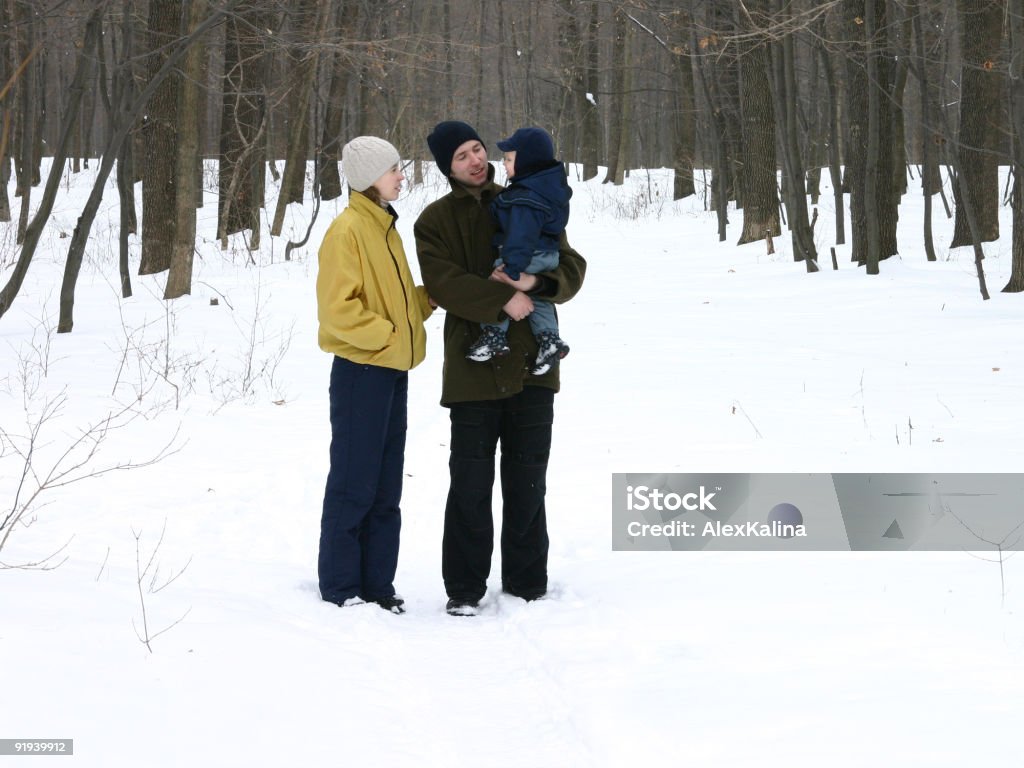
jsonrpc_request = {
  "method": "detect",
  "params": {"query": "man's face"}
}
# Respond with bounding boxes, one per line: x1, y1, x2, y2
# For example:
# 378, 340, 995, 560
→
448, 140, 489, 187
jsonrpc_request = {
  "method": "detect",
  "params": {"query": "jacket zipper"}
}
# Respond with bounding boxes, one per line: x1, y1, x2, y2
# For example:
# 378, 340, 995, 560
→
385, 217, 415, 369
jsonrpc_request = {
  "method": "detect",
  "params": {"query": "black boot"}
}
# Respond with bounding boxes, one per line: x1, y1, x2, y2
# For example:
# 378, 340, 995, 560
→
445, 598, 480, 617
373, 595, 406, 614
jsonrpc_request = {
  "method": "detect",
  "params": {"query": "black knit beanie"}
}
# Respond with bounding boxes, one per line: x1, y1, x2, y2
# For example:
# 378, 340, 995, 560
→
427, 121, 485, 177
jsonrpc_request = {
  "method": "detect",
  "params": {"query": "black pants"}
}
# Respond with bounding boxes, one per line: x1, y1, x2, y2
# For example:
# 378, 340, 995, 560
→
319, 356, 407, 604
443, 386, 555, 602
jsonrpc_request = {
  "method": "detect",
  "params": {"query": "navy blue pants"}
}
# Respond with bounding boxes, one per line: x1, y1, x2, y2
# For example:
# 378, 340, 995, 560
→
319, 356, 408, 604
443, 386, 554, 603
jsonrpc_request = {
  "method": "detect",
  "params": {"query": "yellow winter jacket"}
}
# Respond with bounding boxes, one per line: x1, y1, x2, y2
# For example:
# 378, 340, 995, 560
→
317, 192, 432, 370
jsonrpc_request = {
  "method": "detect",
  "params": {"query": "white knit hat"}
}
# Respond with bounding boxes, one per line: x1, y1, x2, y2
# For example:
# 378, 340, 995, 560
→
342, 136, 400, 192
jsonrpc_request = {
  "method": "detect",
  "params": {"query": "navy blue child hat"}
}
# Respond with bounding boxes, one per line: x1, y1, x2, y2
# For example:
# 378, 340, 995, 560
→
496, 127, 555, 177
427, 121, 485, 177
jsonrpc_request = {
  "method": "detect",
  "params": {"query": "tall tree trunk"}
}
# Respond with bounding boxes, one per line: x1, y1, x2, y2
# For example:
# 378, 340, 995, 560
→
603, 7, 627, 185
844, 0, 868, 264
672, 49, 696, 201
0, 0, 10, 223
693, 24, 729, 240
391, 1, 429, 167
318, 1, 359, 201
844, 0, 897, 267
218, 0, 273, 240
671, 9, 695, 201
919, 14, 946, 200
496, 1, 510, 134
773, 0, 817, 270
442, 0, 453, 113
355, 5, 382, 138
736, 0, 779, 246
474, 2, 485, 128
817, 30, 845, 245
911, 0, 937, 262
864, 0, 882, 274
1008, 164, 1024, 292
72, 53, 82, 174
1004, 0, 1024, 292
0, 123, 11, 223
890, 2, 912, 198
14, 0, 38, 246
804, 28, 823, 205
165, 0, 207, 300
700, 2, 741, 210
114, 0, 138, 297
140, 0, 183, 275
950, 0, 1004, 248
874, 0, 898, 261
271, 0, 328, 237
557, 0, 588, 168
317, 50, 348, 202
581, 1, 601, 181
0, 7, 102, 322
613, 20, 633, 186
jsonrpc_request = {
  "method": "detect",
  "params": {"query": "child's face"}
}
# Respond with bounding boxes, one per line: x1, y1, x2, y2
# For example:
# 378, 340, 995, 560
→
502, 150, 517, 179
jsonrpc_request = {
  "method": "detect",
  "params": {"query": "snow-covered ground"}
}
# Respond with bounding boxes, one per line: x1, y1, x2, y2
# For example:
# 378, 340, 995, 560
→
1, 160, 1022, 766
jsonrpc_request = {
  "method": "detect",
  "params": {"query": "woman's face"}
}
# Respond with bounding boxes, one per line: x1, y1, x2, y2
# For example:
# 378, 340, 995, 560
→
372, 164, 405, 202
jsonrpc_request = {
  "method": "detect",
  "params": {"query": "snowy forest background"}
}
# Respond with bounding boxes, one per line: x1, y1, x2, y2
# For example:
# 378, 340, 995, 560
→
2, 0, 1024, 326
2, 2, 1024, 764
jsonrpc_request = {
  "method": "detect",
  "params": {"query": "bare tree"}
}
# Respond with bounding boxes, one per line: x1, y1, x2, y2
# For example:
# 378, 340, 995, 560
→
270, 0, 330, 238
55, 0, 244, 331
218, 0, 276, 245
0, 5, 103, 324
12, 0, 42, 246
1005, 0, 1024, 292
2, 0, 1023, 325
815, 13, 845, 246
736, 0, 780, 246
603, 6, 631, 185
139, 0, 184, 276
165, 0, 208, 299
557, 0, 591, 173
842, 0, 898, 273
109, 0, 140, 297
772, 0, 817, 270
697, 0, 743, 219
909, 0, 941, 263
316, 0, 359, 201
950, 0, 1004, 248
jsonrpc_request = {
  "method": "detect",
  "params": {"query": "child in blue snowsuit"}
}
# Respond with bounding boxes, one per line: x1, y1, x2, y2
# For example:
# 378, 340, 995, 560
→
465, 127, 572, 375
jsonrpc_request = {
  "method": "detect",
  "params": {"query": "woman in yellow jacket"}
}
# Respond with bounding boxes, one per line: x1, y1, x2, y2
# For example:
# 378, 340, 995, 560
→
317, 136, 433, 614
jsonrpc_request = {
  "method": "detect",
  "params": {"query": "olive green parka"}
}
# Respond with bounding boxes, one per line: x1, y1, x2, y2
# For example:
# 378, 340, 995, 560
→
413, 166, 586, 405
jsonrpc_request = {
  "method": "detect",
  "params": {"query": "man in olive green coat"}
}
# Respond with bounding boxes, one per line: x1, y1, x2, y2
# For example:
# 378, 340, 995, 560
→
414, 120, 586, 616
